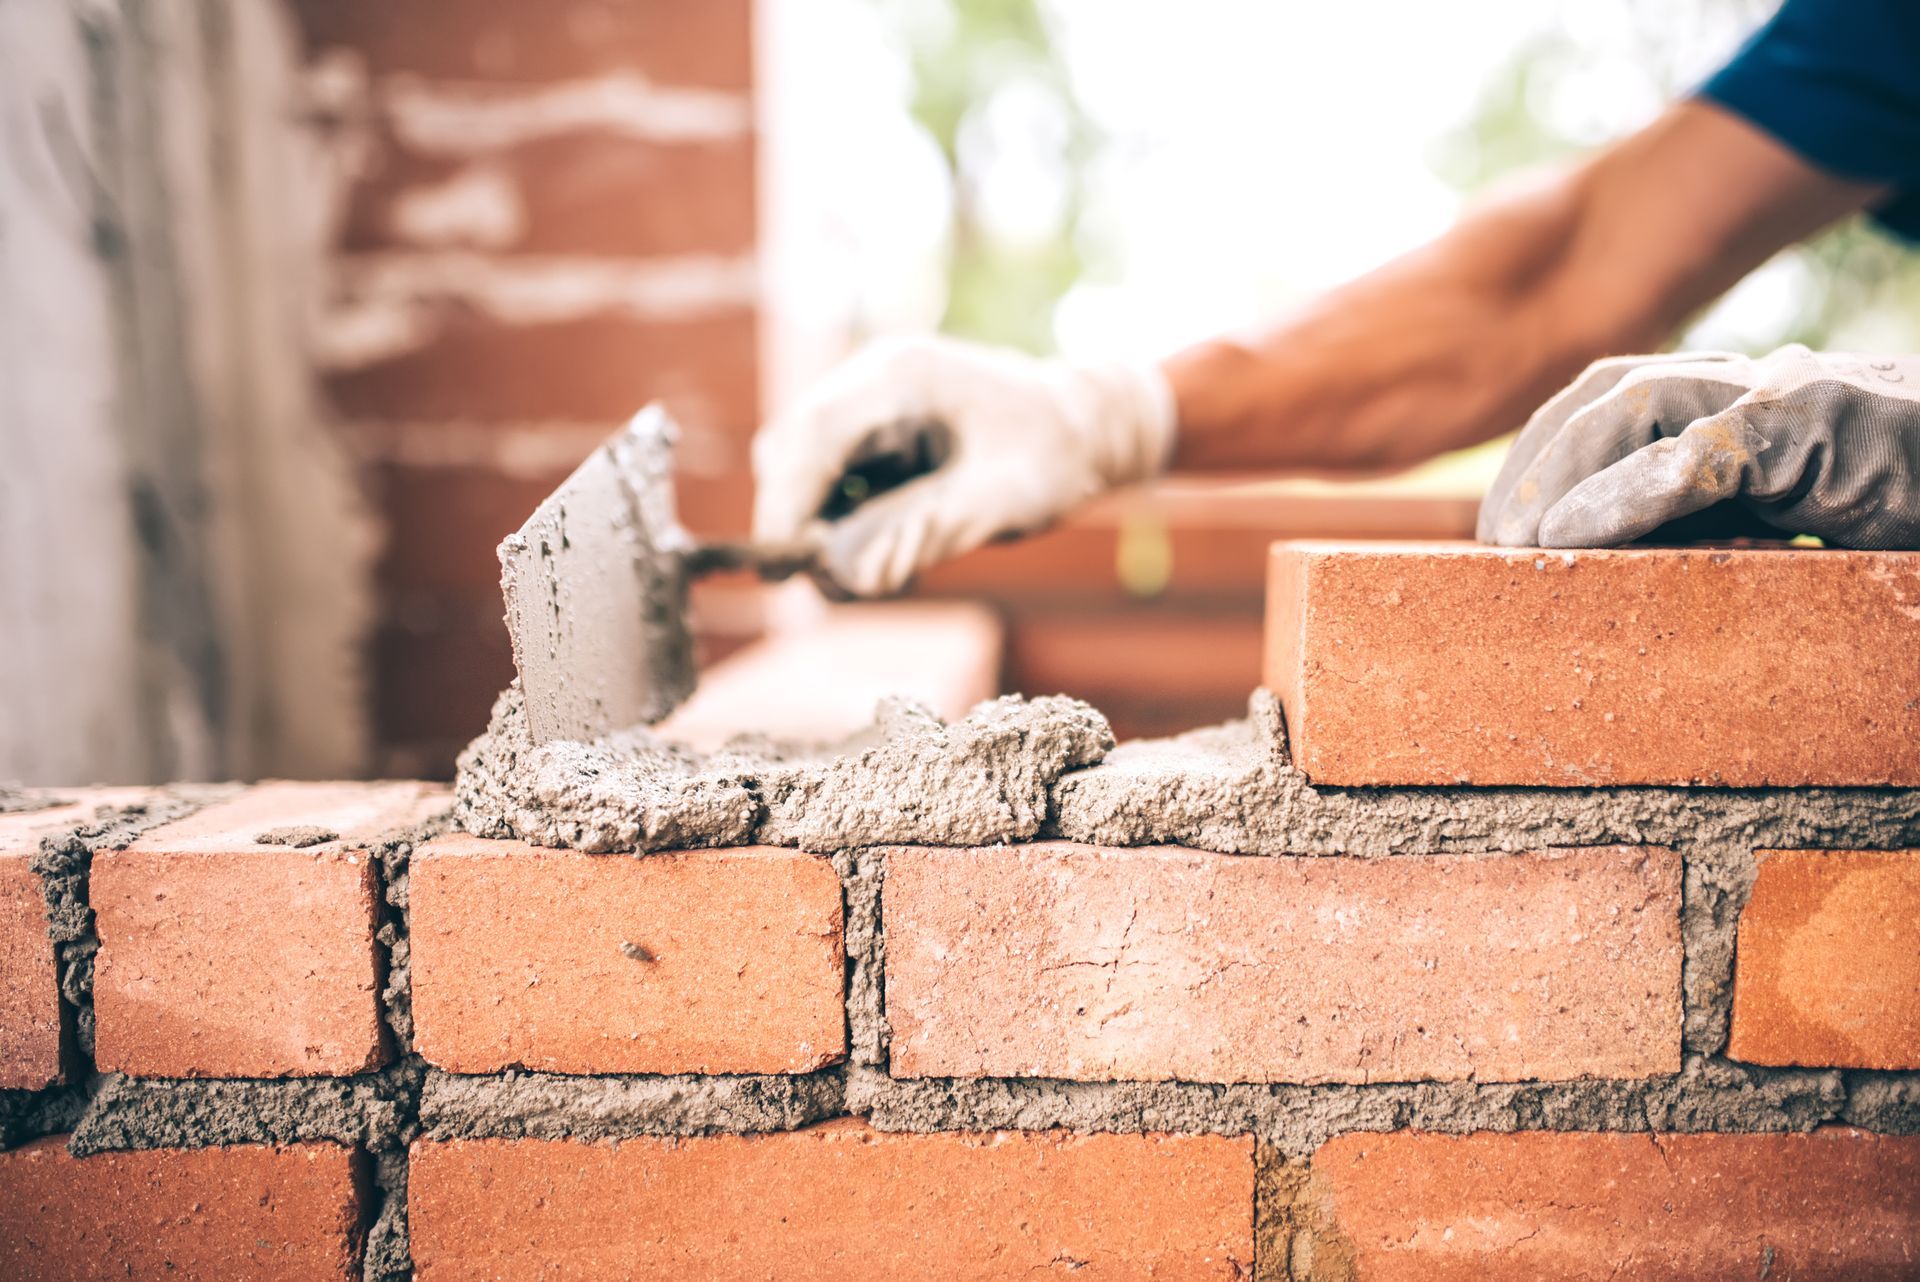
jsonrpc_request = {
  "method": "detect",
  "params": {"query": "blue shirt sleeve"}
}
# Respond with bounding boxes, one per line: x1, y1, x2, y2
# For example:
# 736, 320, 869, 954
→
1699, 0, 1920, 240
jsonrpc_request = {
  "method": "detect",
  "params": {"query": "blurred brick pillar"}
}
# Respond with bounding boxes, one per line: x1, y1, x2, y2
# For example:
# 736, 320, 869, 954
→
286, 1, 761, 777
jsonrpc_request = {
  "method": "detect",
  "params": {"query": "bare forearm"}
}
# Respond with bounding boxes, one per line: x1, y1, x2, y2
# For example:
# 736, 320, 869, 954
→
1164, 100, 1885, 473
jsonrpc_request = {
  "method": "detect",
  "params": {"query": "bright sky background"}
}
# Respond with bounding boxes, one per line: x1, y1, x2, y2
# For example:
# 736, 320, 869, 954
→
763, 0, 1788, 403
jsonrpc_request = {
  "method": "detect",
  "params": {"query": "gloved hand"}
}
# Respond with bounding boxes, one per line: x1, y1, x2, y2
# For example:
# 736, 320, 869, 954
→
752, 335, 1177, 596
1478, 344, 1920, 549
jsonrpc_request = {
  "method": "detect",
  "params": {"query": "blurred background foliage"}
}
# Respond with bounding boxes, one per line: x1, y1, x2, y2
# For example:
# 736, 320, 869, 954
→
889, 0, 1920, 362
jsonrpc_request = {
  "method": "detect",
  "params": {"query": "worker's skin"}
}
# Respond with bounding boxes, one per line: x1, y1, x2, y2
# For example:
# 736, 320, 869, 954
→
750, 100, 1920, 597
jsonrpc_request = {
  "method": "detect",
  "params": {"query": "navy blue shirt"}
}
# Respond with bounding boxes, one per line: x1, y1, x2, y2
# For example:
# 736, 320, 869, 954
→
1700, 0, 1920, 239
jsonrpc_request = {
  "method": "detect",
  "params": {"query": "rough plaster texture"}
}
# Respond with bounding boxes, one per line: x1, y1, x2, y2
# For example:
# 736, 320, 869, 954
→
418, 1069, 846, 1140
455, 682, 1112, 852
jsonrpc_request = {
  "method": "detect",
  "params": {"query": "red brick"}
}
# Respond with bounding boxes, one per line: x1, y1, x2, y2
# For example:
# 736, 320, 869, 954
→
323, 308, 758, 425
1265, 541, 1920, 786
1305, 1130, 1920, 1281
885, 843, 1680, 1083
1729, 849, 1920, 1069
0, 790, 154, 1089
409, 1123, 1252, 1280
410, 837, 844, 1074
91, 781, 445, 1078
343, 132, 756, 257
0, 1138, 366, 1282
289, 0, 752, 88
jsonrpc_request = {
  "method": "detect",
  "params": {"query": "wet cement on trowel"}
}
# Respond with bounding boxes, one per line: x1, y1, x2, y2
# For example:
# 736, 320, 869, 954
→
454, 680, 1113, 852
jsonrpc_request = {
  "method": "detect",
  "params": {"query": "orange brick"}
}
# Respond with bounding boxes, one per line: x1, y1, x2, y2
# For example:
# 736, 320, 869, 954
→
1729, 849, 1920, 1069
0, 1138, 366, 1282
290, 0, 752, 88
91, 781, 444, 1078
886, 843, 1680, 1083
1306, 1130, 1920, 1281
321, 309, 758, 424
0, 790, 153, 1089
343, 133, 756, 258
1265, 541, 1920, 786
409, 1123, 1252, 1280
410, 837, 844, 1074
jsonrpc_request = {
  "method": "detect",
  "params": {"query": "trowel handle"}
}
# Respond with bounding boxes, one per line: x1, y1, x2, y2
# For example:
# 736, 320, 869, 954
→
683, 538, 820, 582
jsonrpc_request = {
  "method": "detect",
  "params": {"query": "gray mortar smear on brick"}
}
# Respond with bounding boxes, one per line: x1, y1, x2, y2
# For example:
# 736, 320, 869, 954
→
453, 680, 1113, 852
371, 809, 456, 1053
29, 785, 239, 1057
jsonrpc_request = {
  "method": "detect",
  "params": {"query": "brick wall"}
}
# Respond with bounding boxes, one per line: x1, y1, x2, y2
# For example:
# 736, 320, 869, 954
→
285, 0, 762, 776
4, 543, 1918, 1277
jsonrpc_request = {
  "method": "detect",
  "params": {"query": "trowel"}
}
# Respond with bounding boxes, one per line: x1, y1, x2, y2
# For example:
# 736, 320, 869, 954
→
498, 404, 936, 744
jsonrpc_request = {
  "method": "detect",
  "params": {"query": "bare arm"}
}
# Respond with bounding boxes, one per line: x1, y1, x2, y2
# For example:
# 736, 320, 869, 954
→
1163, 99, 1888, 473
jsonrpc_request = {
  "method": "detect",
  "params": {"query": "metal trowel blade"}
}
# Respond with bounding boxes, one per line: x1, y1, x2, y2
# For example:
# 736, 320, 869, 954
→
498, 406, 698, 743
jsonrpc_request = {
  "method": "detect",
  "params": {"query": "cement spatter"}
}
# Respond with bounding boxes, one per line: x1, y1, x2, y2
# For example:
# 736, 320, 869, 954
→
454, 682, 1113, 853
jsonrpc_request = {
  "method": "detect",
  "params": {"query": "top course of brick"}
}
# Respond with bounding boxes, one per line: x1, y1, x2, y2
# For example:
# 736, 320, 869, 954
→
1265, 541, 1920, 788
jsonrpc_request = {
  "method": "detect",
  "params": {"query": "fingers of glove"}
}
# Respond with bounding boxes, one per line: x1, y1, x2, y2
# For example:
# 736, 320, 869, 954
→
1480, 360, 1753, 546
813, 461, 1063, 597
750, 338, 965, 541
1534, 408, 1754, 547
1477, 351, 1742, 541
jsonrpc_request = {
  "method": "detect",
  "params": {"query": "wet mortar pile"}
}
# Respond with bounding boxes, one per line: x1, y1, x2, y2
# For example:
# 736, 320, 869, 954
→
6, 692, 1919, 1280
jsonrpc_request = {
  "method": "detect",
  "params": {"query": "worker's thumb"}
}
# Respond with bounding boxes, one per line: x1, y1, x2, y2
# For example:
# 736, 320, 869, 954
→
1534, 409, 1756, 547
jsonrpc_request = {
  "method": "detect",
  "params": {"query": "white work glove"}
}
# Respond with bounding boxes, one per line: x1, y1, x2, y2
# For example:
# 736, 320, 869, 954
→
752, 335, 1178, 596
1479, 344, 1920, 549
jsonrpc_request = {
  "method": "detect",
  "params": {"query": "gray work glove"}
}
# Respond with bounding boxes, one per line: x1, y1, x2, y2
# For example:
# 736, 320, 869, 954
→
1478, 344, 1920, 549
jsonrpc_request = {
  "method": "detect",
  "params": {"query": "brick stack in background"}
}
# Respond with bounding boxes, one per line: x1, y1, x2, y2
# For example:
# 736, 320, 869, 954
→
287, 0, 761, 776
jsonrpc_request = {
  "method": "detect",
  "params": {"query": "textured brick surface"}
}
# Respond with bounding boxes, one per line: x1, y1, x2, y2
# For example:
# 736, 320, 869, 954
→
409, 1123, 1253, 1280
91, 781, 444, 1078
0, 1138, 366, 1282
343, 133, 757, 257
290, 0, 753, 87
1265, 541, 1920, 786
886, 843, 1681, 1083
0, 790, 154, 1088
321, 309, 758, 424
1306, 1130, 1920, 1281
410, 837, 844, 1074
1729, 849, 1920, 1069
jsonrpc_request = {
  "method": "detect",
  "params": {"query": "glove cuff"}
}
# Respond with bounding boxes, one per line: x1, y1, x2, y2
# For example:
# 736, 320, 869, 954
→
1075, 359, 1180, 487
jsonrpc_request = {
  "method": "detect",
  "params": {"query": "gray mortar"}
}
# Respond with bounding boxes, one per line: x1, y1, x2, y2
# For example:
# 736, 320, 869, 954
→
67, 1062, 423, 1155
369, 809, 455, 1053
0, 785, 75, 814
845, 1056, 1850, 1158
834, 848, 889, 1066
362, 1150, 410, 1282
418, 1069, 846, 1140
454, 682, 1112, 852
0, 1080, 92, 1148
30, 786, 237, 1056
